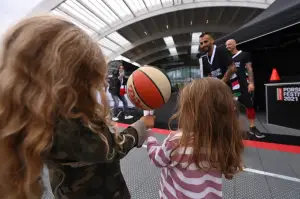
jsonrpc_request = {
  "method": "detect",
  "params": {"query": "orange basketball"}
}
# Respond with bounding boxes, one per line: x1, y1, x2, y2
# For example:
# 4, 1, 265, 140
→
127, 66, 171, 110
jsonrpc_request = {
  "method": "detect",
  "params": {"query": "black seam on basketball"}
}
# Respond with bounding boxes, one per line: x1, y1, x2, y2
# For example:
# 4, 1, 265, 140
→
138, 69, 166, 104
150, 66, 172, 86
127, 76, 138, 107
132, 73, 154, 109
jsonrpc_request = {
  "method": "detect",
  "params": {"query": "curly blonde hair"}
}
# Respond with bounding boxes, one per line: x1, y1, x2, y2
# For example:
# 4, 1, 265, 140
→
0, 15, 112, 198
170, 78, 244, 179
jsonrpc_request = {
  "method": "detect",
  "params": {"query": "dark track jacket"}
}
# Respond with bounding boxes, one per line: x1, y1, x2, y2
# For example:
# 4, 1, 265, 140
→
45, 118, 145, 199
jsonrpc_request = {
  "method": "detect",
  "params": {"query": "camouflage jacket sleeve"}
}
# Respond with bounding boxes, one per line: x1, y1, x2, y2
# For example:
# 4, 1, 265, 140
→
50, 118, 140, 164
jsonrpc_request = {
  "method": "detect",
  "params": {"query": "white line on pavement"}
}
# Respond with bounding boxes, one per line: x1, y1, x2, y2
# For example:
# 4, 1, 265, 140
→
243, 168, 300, 183
141, 145, 300, 183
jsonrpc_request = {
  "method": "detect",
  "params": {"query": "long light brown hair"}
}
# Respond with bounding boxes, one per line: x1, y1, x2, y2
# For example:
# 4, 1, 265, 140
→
0, 15, 112, 198
170, 77, 244, 179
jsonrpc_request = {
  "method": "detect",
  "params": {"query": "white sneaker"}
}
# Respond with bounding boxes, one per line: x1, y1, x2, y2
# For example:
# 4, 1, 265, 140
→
112, 117, 119, 121
125, 115, 133, 120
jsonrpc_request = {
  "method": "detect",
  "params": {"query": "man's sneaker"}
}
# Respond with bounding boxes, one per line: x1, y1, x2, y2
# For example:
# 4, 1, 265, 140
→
249, 126, 265, 138
125, 115, 133, 120
112, 117, 119, 121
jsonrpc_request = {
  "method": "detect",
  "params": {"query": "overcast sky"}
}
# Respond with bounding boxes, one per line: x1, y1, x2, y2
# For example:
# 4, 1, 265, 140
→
0, 0, 43, 36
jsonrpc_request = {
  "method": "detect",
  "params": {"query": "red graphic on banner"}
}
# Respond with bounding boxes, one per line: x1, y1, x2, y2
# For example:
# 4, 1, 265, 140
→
277, 88, 283, 101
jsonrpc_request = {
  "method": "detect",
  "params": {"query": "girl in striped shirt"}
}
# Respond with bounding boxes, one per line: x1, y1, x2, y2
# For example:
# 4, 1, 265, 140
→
147, 77, 244, 199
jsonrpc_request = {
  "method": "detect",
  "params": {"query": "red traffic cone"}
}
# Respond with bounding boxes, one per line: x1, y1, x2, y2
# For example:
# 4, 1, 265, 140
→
270, 68, 280, 81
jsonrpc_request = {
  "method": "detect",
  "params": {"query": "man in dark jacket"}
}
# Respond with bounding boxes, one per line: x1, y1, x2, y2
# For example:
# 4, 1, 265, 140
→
109, 70, 133, 121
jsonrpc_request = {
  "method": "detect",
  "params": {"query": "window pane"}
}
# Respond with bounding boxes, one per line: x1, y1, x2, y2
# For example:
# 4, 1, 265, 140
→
60, 0, 107, 31
107, 32, 131, 46
103, 0, 134, 19
124, 0, 147, 16
51, 9, 95, 35
99, 37, 121, 51
82, 0, 120, 25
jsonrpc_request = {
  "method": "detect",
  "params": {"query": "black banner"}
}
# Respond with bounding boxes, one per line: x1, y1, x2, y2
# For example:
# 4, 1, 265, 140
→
267, 83, 300, 130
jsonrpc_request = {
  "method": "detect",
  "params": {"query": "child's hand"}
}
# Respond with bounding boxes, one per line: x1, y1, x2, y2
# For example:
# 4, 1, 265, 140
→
146, 129, 155, 138
141, 115, 156, 129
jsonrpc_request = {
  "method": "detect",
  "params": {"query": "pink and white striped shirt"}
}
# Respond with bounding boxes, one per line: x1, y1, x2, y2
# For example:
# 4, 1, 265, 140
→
147, 131, 222, 199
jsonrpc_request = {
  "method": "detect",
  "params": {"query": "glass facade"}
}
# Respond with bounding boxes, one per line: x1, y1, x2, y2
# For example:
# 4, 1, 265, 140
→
166, 66, 200, 88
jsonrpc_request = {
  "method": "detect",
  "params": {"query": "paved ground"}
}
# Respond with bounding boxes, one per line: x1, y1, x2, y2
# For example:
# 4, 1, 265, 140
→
120, 132, 300, 199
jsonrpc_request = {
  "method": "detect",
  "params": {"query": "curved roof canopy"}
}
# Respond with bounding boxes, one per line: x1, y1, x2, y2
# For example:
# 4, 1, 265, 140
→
216, 0, 300, 46
30, 0, 275, 66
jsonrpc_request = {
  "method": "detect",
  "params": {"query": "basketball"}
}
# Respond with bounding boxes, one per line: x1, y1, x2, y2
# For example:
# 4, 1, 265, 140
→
126, 66, 171, 110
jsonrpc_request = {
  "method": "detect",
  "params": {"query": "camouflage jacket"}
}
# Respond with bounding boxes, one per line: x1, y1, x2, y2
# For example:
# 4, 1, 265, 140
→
45, 118, 142, 199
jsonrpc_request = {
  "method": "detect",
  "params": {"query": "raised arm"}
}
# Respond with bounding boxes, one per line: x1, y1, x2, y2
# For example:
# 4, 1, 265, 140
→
245, 52, 255, 92
220, 47, 237, 83
146, 132, 178, 168
246, 63, 254, 84
222, 62, 237, 83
